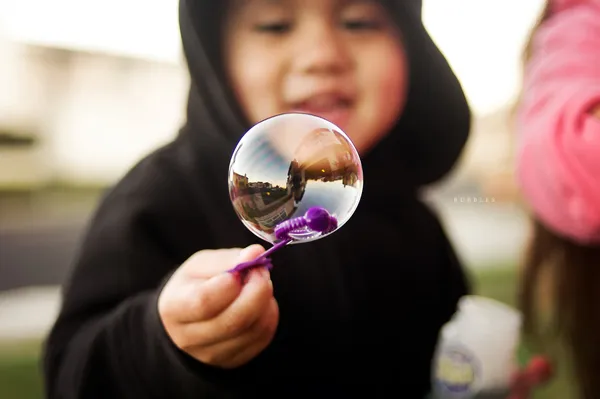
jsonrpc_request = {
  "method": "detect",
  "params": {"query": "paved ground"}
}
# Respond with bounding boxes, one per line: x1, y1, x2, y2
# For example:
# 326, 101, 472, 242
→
0, 225, 82, 291
0, 189, 100, 291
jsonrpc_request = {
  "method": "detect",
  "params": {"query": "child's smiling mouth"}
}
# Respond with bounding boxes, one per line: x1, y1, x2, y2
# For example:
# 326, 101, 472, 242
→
289, 92, 354, 129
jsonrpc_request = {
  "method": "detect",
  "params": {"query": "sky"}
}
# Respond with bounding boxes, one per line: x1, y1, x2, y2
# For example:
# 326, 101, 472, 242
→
0, 0, 545, 116
0, 0, 181, 63
422, 0, 545, 115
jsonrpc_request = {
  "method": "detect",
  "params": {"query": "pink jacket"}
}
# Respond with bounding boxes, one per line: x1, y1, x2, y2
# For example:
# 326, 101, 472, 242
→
516, 0, 600, 244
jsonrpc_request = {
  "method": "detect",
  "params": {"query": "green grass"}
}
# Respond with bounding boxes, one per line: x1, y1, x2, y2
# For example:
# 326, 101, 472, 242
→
0, 341, 44, 399
0, 266, 578, 398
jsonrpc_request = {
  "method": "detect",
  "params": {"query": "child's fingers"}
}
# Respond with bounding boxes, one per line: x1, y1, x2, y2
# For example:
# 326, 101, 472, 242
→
176, 272, 242, 323
181, 268, 273, 347
188, 297, 279, 369
237, 244, 267, 262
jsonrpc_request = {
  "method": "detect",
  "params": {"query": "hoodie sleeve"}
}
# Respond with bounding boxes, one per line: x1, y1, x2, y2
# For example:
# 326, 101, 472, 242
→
42, 146, 243, 399
516, 0, 600, 242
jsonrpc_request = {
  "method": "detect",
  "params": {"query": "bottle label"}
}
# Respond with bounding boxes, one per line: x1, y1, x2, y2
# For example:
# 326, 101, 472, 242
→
432, 343, 480, 398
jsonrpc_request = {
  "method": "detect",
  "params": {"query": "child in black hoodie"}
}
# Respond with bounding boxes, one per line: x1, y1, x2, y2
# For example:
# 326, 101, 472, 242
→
43, 0, 472, 397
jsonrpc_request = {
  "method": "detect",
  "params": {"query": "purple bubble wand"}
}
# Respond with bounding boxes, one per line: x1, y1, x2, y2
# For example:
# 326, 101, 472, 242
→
228, 206, 337, 274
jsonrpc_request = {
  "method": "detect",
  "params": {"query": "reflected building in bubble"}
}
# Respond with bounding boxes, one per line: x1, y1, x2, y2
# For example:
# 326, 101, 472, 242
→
291, 128, 361, 187
230, 170, 297, 232
231, 172, 248, 191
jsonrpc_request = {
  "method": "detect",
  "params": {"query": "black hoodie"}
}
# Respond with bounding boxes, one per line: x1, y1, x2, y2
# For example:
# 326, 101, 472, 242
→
42, 0, 472, 397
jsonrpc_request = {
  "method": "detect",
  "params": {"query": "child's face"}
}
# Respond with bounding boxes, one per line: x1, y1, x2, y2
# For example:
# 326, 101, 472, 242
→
223, 0, 408, 154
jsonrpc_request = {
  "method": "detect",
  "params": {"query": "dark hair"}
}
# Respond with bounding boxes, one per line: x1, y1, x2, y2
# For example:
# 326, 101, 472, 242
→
518, 4, 600, 398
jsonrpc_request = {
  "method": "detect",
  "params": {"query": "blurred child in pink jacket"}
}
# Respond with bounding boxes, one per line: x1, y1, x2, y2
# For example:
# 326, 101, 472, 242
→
516, 0, 600, 397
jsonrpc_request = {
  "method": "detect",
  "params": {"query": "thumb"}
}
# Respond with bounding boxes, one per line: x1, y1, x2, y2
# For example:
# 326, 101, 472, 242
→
231, 244, 268, 284
182, 245, 266, 277
237, 244, 266, 262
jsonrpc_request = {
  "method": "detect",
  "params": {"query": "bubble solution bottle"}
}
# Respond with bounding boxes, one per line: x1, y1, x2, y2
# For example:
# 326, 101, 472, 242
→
429, 296, 522, 399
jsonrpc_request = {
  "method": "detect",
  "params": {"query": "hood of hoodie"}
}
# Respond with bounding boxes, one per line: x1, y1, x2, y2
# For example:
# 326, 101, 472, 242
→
175, 0, 471, 196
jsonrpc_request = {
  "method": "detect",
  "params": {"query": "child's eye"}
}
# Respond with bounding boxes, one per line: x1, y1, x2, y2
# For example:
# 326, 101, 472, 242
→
253, 22, 292, 34
342, 19, 382, 31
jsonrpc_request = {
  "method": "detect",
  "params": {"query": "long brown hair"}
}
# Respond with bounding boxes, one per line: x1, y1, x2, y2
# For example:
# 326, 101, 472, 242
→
518, 3, 600, 398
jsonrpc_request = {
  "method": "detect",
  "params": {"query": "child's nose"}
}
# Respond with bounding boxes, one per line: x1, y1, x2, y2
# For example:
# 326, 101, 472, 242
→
294, 26, 352, 76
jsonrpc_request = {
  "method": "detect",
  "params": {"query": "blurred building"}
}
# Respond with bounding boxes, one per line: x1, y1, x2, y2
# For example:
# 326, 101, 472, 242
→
0, 0, 187, 188
0, 43, 189, 188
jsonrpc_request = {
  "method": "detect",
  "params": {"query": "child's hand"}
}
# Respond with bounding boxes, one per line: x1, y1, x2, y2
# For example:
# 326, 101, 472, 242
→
508, 355, 553, 399
157, 245, 278, 369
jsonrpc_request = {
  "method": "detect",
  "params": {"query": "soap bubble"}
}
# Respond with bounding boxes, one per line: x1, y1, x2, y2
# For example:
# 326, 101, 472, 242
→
228, 113, 363, 244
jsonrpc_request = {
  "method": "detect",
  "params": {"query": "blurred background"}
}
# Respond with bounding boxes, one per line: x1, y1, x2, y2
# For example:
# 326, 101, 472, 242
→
0, 0, 572, 397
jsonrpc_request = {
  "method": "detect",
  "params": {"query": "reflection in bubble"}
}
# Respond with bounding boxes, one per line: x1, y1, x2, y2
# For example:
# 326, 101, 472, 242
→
229, 113, 363, 244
